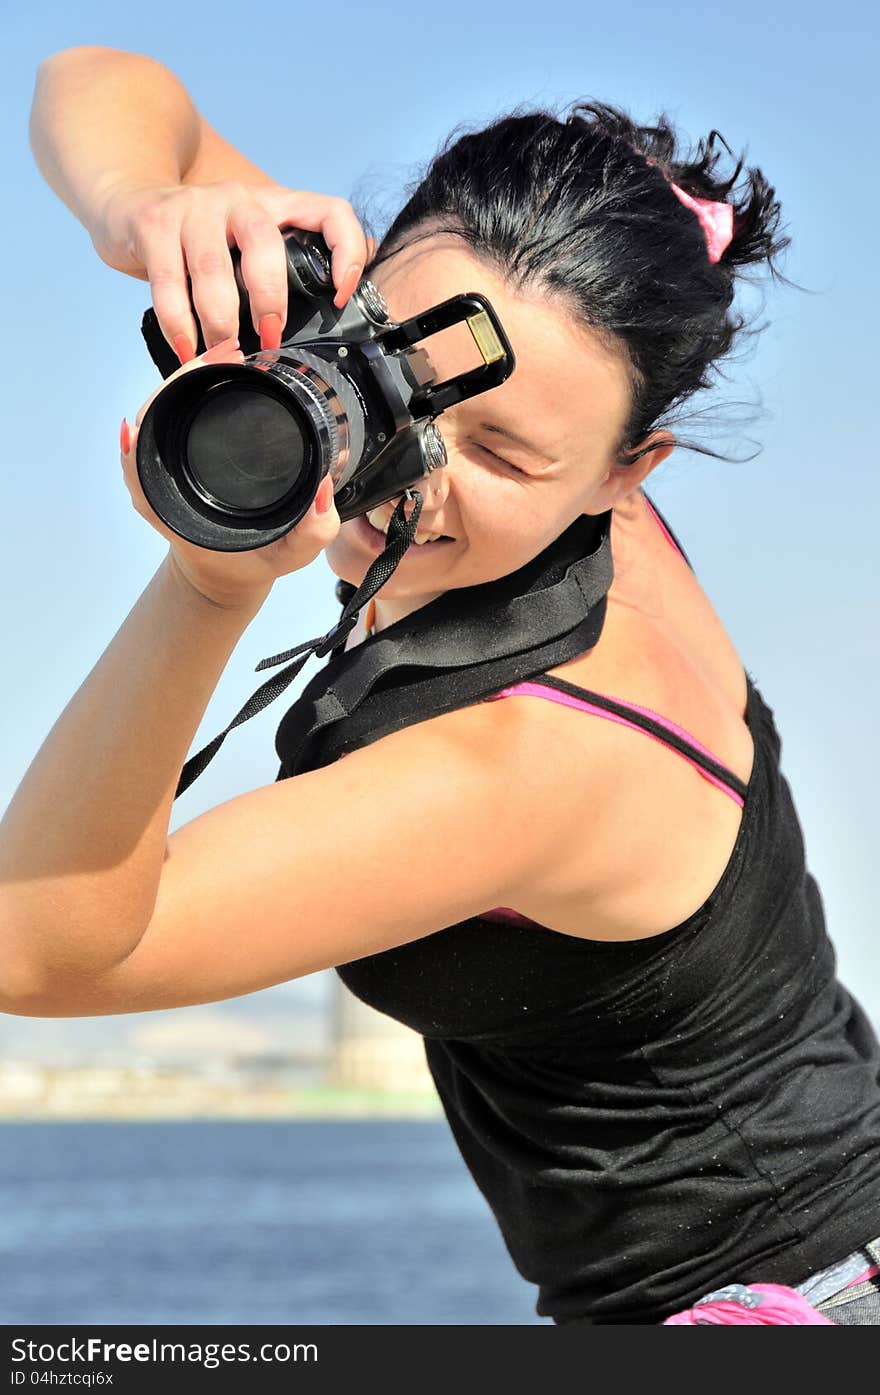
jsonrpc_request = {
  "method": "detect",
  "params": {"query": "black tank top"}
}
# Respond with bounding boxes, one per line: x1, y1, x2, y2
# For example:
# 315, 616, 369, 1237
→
336, 664, 880, 1316
314, 502, 880, 1324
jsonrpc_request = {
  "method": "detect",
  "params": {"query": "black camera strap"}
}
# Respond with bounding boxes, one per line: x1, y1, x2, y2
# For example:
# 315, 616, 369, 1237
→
174, 489, 424, 798
273, 509, 614, 778
173, 501, 614, 800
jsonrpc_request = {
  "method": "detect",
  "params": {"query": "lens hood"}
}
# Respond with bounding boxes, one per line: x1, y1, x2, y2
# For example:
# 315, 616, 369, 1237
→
136, 361, 335, 551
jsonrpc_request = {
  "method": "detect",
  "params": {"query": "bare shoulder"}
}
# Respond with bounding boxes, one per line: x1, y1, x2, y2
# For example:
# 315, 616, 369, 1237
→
387, 687, 613, 790
429, 683, 616, 792
336, 691, 614, 858
396, 689, 620, 875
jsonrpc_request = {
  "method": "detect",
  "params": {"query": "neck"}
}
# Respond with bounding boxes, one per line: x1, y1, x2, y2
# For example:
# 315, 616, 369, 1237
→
371, 589, 446, 633
366, 510, 618, 635
356, 509, 618, 640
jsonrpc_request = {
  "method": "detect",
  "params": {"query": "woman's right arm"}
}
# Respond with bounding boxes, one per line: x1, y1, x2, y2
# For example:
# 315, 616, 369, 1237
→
29, 45, 372, 355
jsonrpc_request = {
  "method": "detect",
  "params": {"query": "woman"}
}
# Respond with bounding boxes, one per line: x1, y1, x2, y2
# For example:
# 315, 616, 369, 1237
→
7, 45, 880, 1324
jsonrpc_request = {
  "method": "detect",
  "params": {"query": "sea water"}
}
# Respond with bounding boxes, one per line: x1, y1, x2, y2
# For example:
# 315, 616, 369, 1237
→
0, 1120, 545, 1325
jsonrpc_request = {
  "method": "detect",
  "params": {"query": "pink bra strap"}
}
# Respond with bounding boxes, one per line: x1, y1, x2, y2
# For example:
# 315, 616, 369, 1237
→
486, 680, 746, 809
643, 492, 688, 561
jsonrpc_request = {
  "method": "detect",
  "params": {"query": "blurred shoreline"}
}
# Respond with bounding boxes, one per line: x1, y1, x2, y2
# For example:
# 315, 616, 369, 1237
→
0, 1061, 442, 1119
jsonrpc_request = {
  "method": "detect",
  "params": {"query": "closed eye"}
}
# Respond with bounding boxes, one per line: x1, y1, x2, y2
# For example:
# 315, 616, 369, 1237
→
477, 444, 528, 474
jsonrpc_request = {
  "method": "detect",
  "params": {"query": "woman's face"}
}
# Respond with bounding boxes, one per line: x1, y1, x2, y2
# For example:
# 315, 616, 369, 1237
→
325, 232, 663, 619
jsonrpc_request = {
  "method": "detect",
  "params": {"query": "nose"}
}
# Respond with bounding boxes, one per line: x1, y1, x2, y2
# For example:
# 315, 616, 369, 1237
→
388, 462, 449, 534
400, 456, 451, 516
421, 459, 451, 508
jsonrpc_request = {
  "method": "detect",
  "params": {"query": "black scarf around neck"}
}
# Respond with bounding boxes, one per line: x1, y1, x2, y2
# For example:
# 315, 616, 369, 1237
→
273, 508, 614, 778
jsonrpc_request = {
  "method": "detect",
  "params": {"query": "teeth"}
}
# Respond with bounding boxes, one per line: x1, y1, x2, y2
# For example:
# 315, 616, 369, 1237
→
366, 508, 448, 546
366, 508, 391, 535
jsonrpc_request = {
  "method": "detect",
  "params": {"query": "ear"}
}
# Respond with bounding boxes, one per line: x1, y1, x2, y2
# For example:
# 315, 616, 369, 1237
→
582, 432, 675, 515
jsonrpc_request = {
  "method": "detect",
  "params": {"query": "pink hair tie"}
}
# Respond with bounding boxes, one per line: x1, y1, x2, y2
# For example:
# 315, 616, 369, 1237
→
668, 181, 734, 264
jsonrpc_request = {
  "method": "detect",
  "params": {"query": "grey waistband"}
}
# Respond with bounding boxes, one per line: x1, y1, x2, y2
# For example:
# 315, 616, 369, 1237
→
795, 1236, 880, 1306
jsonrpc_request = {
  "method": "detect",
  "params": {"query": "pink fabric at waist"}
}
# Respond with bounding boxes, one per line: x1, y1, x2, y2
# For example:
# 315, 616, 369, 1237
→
663, 1261, 880, 1324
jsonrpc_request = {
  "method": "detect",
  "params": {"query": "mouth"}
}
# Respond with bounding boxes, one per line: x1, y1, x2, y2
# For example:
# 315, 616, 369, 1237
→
357, 506, 456, 551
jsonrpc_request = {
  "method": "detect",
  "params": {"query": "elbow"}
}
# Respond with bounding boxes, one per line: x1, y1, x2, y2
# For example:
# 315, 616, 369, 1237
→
36, 45, 167, 77
0, 945, 91, 1015
1, 964, 105, 1019
0, 941, 131, 1019
31, 47, 117, 117
0, 891, 146, 1015
1, 959, 62, 1017
37, 45, 120, 69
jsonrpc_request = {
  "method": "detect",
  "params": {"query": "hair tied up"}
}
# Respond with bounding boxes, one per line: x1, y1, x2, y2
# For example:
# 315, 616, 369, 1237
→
370, 96, 796, 468
628, 145, 734, 263
667, 183, 734, 264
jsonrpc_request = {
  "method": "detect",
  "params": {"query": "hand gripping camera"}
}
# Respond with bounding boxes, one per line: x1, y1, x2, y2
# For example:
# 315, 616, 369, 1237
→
137, 228, 515, 551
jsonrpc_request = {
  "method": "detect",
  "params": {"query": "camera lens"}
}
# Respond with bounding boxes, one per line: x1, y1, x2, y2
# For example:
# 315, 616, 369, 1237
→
184, 386, 310, 515
136, 358, 345, 551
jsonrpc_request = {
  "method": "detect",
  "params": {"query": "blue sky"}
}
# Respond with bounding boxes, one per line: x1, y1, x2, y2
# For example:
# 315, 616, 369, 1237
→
2, 0, 878, 1065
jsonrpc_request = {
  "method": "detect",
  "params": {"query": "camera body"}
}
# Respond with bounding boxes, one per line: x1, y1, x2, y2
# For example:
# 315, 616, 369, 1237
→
138, 228, 515, 551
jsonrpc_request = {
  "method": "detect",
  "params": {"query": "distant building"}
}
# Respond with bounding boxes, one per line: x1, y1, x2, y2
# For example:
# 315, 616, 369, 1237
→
0, 1061, 45, 1100
328, 981, 435, 1092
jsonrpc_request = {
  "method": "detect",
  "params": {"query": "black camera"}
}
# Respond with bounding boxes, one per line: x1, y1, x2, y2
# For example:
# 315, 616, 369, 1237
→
137, 228, 515, 551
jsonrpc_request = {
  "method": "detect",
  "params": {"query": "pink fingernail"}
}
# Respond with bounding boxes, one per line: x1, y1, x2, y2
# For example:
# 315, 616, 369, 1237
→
120, 418, 131, 454
259, 314, 283, 350
314, 477, 334, 514
173, 334, 195, 364
334, 264, 363, 307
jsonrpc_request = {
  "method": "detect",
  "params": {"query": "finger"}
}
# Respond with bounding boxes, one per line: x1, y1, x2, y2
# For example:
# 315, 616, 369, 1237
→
179, 221, 242, 349
227, 202, 289, 348
261, 190, 369, 307
279, 476, 341, 562
142, 231, 200, 365
309, 501, 341, 553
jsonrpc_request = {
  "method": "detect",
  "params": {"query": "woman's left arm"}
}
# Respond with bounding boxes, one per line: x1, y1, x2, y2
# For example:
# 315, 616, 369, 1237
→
0, 557, 597, 1020
0, 328, 345, 1002
0, 393, 595, 1016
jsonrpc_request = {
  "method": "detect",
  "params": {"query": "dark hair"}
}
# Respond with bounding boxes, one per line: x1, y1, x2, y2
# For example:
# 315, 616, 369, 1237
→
363, 99, 793, 467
